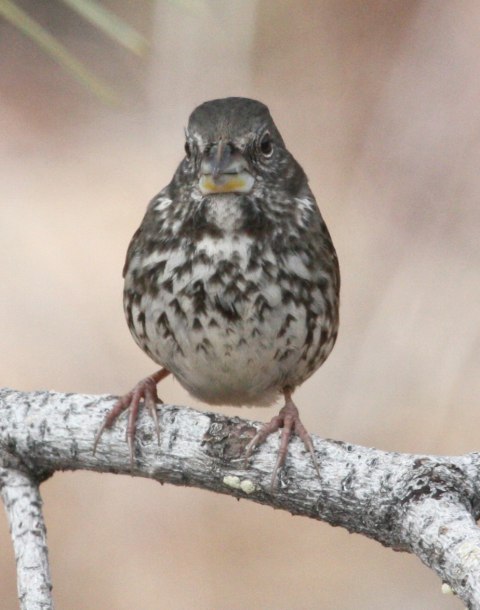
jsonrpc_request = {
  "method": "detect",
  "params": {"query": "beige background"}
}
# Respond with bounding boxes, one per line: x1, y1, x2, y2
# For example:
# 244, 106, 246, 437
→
1, 1, 479, 608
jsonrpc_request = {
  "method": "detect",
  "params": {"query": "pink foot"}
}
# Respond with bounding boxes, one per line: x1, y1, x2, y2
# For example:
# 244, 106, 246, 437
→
245, 389, 320, 489
93, 368, 170, 466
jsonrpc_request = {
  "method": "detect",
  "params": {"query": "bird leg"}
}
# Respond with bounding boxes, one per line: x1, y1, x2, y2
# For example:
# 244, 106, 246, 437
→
244, 388, 321, 490
93, 368, 171, 466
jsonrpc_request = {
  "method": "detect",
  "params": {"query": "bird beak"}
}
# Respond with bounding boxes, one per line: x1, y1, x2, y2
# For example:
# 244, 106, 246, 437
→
199, 141, 254, 194
210, 139, 230, 180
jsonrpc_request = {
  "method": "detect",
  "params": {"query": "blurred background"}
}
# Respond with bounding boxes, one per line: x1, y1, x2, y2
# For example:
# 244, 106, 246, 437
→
1, 1, 479, 608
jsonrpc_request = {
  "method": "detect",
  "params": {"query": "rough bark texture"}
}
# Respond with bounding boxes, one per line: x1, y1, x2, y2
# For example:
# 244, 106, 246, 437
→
0, 387, 479, 609
0, 468, 53, 610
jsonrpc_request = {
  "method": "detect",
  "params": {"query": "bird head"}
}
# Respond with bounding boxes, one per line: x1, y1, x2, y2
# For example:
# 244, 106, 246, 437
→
182, 97, 288, 196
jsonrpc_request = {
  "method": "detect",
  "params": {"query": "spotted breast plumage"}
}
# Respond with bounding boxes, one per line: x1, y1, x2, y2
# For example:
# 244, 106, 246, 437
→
95, 97, 340, 486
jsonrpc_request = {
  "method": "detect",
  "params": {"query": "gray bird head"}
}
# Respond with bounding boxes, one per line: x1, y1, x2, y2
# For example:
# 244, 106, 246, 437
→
181, 97, 301, 196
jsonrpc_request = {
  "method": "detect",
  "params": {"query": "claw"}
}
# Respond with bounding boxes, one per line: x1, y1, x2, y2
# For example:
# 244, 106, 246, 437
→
93, 368, 170, 466
244, 388, 320, 490
146, 395, 162, 445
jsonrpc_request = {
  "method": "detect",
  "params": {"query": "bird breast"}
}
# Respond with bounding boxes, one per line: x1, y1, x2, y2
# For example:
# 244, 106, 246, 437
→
124, 195, 333, 406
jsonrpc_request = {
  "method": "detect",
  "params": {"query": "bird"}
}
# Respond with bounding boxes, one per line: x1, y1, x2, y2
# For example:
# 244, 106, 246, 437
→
94, 97, 340, 487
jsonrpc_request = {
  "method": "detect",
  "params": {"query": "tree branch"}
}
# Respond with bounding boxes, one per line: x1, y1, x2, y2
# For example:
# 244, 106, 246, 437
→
0, 387, 479, 609
0, 467, 53, 610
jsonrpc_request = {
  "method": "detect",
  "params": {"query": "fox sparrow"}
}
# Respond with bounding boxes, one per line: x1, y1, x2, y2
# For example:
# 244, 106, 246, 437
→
95, 97, 340, 487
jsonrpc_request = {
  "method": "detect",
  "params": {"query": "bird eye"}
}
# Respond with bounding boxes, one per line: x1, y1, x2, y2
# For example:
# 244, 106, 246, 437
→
259, 132, 273, 157
184, 141, 192, 159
